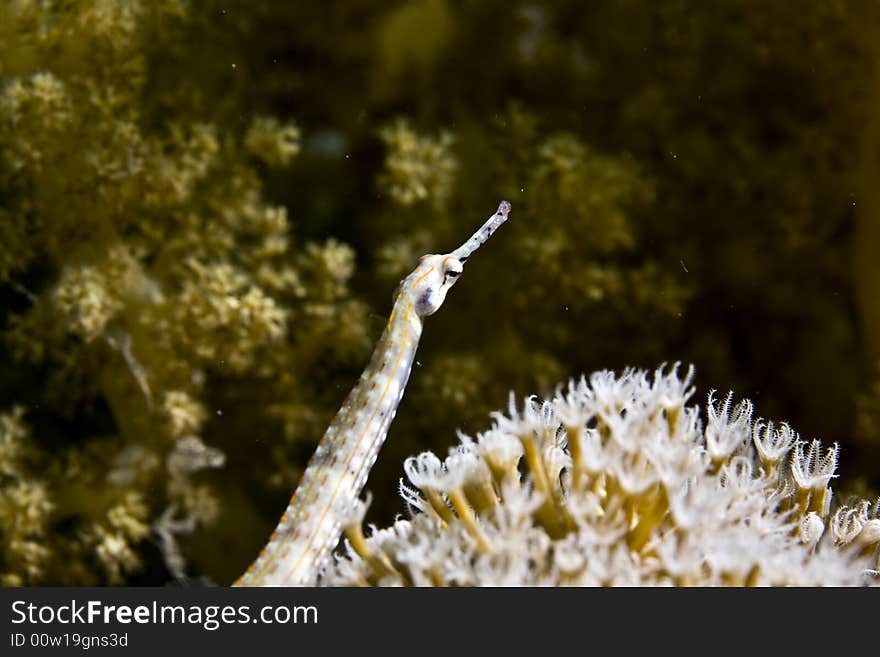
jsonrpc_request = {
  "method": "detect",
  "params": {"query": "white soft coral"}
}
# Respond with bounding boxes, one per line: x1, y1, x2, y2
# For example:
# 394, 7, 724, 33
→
324, 365, 879, 586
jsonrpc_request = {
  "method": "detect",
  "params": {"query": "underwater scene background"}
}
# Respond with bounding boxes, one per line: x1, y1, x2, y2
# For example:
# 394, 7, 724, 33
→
1, 0, 879, 584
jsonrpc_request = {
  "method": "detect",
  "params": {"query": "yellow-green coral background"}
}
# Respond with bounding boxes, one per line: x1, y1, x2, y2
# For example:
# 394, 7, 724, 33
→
1, 0, 879, 585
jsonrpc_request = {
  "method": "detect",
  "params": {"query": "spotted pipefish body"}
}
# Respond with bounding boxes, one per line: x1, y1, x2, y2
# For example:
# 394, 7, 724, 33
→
236, 201, 511, 586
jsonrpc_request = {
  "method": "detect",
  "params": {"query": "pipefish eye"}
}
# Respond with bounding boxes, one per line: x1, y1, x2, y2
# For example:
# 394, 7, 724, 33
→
442, 259, 463, 284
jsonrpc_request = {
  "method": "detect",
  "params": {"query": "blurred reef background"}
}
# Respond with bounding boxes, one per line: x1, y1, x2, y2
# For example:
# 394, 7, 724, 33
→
1, 0, 880, 585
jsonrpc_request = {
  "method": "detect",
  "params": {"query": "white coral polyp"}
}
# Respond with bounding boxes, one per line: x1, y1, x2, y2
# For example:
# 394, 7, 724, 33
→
791, 439, 839, 491
705, 392, 753, 463
324, 365, 879, 586
752, 419, 797, 465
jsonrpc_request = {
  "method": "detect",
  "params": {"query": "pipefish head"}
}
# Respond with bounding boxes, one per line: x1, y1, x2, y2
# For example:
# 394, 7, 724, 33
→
402, 200, 511, 318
